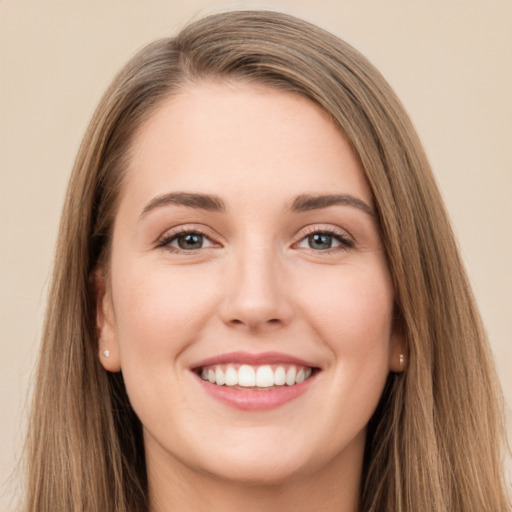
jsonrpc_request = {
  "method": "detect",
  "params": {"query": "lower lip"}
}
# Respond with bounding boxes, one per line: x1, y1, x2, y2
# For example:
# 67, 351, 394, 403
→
194, 373, 317, 411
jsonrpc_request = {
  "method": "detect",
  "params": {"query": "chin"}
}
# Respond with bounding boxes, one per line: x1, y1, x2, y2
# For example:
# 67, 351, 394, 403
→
200, 454, 310, 487
187, 433, 334, 487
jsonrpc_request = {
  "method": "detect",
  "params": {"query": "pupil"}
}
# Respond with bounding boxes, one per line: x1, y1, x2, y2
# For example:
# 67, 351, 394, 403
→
178, 233, 203, 250
309, 233, 332, 250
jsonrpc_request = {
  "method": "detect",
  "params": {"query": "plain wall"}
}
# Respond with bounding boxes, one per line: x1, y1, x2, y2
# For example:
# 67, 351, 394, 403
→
1, 0, 511, 507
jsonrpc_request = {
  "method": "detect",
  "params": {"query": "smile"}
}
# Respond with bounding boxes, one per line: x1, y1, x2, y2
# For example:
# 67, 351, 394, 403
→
198, 363, 314, 389
191, 352, 320, 410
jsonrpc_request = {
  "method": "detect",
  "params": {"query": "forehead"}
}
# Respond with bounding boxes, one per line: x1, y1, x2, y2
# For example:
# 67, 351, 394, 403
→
122, 81, 372, 210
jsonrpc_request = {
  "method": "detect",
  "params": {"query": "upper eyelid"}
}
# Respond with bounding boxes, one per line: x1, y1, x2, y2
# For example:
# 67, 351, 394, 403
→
156, 224, 222, 245
294, 224, 353, 242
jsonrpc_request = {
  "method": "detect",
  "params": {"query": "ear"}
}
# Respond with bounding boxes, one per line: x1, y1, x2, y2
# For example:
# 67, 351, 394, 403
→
93, 269, 122, 373
388, 320, 407, 373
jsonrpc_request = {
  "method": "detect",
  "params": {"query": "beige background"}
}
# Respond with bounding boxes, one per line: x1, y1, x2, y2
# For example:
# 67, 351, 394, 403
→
1, 0, 511, 507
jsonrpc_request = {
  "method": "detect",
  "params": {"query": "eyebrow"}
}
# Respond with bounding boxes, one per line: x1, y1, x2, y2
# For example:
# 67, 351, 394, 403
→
139, 191, 376, 219
140, 192, 226, 219
289, 194, 376, 217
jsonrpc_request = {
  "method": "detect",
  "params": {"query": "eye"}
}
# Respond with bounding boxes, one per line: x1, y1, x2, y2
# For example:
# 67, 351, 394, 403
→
174, 232, 209, 250
158, 229, 217, 252
295, 229, 353, 251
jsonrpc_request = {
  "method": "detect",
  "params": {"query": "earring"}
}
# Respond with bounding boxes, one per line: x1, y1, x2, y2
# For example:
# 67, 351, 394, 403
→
399, 353, 405, 369
102, 349, 110, 358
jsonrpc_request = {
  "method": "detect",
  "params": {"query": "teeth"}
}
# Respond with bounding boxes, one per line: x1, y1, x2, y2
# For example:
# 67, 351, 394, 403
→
274, 366, 286, 385
215, 367, 225, 386
285, 366, 296, 386
256, 365, 274, 387
198, 363, 314, 388
225, 365, 238, 386
238, 365, 256, 386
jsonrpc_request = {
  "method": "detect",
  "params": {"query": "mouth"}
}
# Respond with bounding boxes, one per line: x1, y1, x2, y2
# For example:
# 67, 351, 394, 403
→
191, 352, 320, 410
194, 363, 316, 390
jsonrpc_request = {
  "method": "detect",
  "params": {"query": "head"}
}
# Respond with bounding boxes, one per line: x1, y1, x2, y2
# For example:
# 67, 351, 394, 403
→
26, 10, 508, 512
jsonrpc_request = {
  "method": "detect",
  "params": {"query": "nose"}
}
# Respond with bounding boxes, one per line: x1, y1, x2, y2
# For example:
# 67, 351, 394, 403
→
218, 245, 294, 332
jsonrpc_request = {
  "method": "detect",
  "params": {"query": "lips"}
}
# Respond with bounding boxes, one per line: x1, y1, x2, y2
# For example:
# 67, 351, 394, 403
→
191, 351, 320, 410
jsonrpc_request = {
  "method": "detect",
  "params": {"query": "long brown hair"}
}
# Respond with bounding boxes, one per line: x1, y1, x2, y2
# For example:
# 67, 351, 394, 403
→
23, 10, 510, 511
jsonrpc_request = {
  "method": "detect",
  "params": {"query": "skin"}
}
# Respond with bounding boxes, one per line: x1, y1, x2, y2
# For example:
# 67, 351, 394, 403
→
97, 81, 404, 512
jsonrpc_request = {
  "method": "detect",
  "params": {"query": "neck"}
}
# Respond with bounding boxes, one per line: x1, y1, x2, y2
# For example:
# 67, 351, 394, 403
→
147, 433, 363, 512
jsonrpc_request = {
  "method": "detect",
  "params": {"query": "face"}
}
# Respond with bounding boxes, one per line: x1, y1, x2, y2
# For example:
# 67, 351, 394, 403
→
97, 81, 403, 487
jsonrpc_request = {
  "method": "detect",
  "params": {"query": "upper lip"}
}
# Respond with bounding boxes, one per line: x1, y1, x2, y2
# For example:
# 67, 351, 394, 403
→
191, 351, 319, 370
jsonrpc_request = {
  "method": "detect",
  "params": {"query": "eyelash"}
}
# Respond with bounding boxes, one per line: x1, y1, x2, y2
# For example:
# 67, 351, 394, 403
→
292, 226, 354, 256
156, 225, 218, 254
156, 225, 354, 254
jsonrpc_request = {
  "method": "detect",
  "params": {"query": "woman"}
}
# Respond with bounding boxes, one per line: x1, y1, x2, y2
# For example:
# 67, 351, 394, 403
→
23, 10, 510, 512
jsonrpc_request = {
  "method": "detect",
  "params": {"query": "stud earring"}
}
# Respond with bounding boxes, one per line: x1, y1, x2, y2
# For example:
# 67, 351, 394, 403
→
102, 349, 110, 358
399, 353, 405, 369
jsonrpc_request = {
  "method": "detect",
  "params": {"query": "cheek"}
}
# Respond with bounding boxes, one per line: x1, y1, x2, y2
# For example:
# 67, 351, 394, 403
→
109, 261, 223, 424
304, 263, 394, 424
110, 259, 221, 363
296, 262, 394, 359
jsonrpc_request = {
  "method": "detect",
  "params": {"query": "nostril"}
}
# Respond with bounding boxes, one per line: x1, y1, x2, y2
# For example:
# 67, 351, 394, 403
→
231, 317, 281, 326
